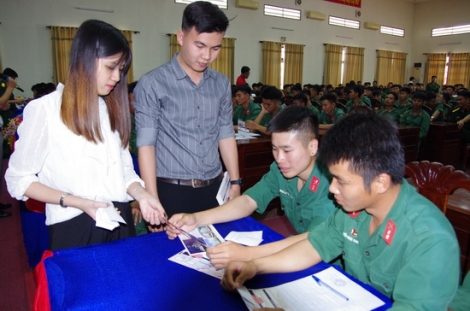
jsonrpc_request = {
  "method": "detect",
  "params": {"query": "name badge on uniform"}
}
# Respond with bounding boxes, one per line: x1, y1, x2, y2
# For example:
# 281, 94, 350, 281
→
309, 176, 320, 193
383, 219, 397, 246
348, 211, 360, 218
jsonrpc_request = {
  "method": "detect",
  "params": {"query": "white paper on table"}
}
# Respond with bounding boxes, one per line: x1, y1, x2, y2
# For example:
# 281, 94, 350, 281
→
216, 171, 230, 205
225, 231, 263, 246
238, 266, 385, 311
95, 203, 126, 231
168, 250, 224, 279
235, 131, 260, 140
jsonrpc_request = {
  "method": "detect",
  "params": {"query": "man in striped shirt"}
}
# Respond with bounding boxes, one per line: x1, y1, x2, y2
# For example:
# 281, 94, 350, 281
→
134, 1, 241, 223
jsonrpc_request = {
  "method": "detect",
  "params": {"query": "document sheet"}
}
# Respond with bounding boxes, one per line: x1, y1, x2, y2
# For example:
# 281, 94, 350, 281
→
238, 266, 385, 311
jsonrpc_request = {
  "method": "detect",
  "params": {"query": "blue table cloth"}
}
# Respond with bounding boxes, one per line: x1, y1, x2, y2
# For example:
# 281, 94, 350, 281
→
44, 217, 392, 310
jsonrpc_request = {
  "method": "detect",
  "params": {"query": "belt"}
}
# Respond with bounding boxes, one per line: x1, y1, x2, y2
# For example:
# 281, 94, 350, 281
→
157, 172, 223, 188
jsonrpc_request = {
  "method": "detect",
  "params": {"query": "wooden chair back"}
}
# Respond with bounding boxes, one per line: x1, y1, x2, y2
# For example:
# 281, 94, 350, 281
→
405, 160, 470, 214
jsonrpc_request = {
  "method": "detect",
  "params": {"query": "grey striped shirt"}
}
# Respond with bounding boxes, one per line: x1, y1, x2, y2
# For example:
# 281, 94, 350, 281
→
134, 54, 234, 180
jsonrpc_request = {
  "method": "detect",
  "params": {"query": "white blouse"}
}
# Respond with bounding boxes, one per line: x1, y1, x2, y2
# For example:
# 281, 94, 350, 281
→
5, 84, 143, 225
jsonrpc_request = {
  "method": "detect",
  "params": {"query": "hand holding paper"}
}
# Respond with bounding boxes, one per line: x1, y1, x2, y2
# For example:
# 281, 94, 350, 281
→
95, 201, 126, 231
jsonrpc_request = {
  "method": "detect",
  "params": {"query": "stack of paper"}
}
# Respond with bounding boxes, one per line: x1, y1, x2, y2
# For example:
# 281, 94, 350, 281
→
238, 266, 385, 311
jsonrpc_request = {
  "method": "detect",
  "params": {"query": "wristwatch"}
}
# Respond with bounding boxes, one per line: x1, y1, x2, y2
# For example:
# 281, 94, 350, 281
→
230, 178, 243, 186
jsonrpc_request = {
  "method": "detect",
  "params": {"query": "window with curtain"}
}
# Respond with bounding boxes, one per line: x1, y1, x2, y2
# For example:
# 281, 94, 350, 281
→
375, 50, 407, 86
447, 53, 470, 87
283, 43, 304, 87
343, 46, 364, 84
323, 44, 342, 86
425, 53, 446, 85
323, 44, 364, 86
261, 41, 282, 88
50, 26, 134, 84
168, 34, 235, 83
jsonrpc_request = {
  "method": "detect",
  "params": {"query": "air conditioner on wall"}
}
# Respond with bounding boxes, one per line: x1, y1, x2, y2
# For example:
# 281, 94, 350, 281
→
306, 11, 326, 21
364, 22, 380, 31
235, 0, 259, 10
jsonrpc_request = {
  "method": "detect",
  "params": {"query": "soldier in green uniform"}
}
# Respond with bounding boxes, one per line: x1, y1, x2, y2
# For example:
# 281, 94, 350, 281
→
345, 85, 369, 112
221, 112, 460, 310
377, 92, 400, 124
292, 92, 319, 116
396, 86, 412, 118
167, 106, 337, 269
308, 84, 322, 103
451, 90, 470, 144
232, 84, 261, 128
318, 93, 345, 125
426, 75, 440, 94
425, 91, 444, 122
246, 86, 282, 136
400, 91, 430, 147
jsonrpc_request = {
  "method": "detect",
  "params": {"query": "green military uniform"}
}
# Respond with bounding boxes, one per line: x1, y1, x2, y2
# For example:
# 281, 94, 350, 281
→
396, 98, 412, 117
318, 108, 345, 125
377, 107, 400, 124
427, 102, 444, 122
426, 82, 440, 94
451, 105, 470, 144
245, 161, 336, 233
260, 105, 282, 127
448, 271, 470, 311
232, 102, 261, 125
400, 109, 430, 140
308, 105, 320, 116
308, 180, 459, 309
361, 96, 372, 107
345, 99, 368, 112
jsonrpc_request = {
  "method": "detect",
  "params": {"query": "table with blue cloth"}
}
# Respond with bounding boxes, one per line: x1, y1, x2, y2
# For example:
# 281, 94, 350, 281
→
41, 217, 392, 310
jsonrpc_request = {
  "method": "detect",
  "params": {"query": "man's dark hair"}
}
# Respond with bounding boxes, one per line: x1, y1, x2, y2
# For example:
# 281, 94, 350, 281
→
3, 68, 18, 78
457, 90, 470, 100
235, 84, 252, 95
309, 84, 322, 94
388, 91, 398, 101
320, 92, 337, 104
351, 85, 364, 97
45, 83, 56, 94
267, 106, 319, 144
231, 85, 237, 97
412, 91, 427, 101
409, 76, 415, 81
293, 92, 309, 106
391, 84, 402, 89
261, 86, 283, 100
399, 87, 411, 95
300, 89, 311, 99
319, 112, 404, 190
372, 89, 382, 98
426, 91, 436, 100
182, 1, 229, 33
241, 66, 250, 74
291, 83, 302, 92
